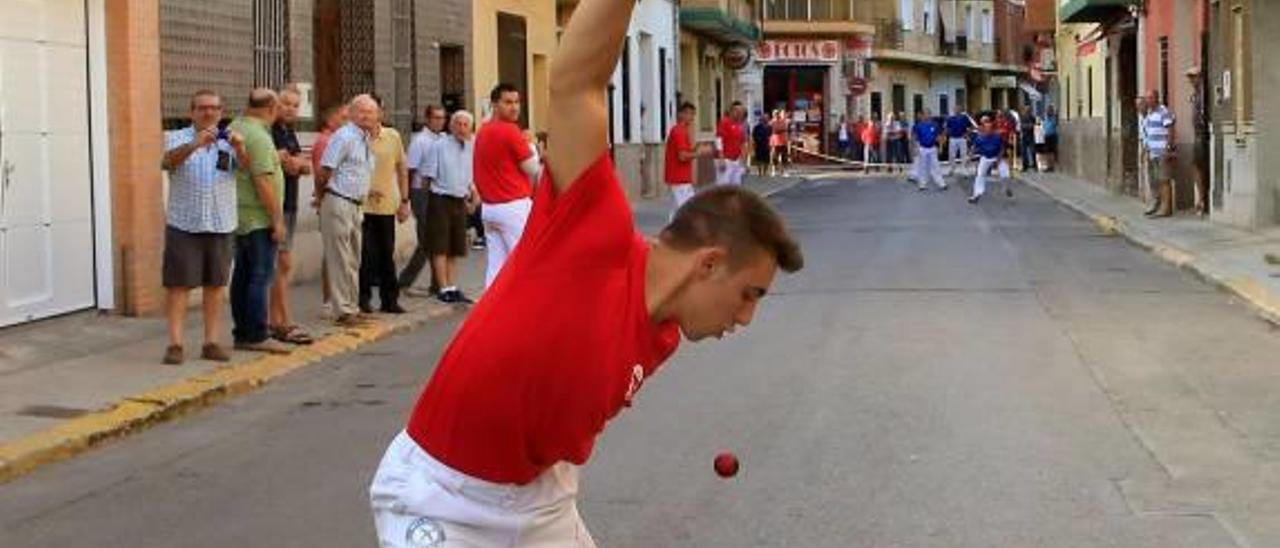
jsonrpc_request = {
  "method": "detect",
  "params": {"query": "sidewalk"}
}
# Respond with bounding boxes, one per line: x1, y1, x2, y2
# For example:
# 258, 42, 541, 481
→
0, 174, 802, 483
1020, 170, 1280, 324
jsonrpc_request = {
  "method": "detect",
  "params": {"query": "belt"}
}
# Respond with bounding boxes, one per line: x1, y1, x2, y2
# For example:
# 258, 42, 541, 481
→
327, 189, 363, 206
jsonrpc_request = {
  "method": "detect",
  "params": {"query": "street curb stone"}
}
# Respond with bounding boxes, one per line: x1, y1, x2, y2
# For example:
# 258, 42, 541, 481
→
1019, 175, 1280, 326
0, 303, 455, 484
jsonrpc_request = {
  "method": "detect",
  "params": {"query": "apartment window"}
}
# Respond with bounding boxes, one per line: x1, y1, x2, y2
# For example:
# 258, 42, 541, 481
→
981, 9, 993, 44
965, 5, 974, 38
901, 0, 915, 30
253, 0, 288, 89
923, 0, 935, 35
785, 0, 807, 20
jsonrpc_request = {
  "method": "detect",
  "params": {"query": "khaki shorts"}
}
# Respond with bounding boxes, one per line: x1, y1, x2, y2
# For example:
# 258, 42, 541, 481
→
425, 192, 469, 257
162, 226, 233, 288
1147, 155, 1172, 183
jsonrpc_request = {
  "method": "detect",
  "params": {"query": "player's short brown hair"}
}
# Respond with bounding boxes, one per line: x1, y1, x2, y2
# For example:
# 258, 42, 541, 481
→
660, 186, 804, 273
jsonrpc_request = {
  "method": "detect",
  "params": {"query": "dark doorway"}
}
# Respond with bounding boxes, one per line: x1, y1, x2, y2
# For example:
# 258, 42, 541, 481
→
870, 91, 882, 118
1118, 33, 1139, 194
892, 84, 906, 114
497, 12, 529, 127
956, 87, 966, 112
313, 0, 374, 115
939, 94, 949, 117
912, 93, 924, 117
313, 0, 342, 114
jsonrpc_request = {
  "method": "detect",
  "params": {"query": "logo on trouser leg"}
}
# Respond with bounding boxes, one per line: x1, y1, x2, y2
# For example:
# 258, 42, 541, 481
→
406, 517, 446, 547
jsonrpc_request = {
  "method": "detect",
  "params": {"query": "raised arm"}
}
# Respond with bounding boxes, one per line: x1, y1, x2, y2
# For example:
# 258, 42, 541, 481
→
546, 0, 636, 193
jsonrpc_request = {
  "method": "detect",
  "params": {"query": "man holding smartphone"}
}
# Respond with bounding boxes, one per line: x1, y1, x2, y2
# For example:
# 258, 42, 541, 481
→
159, 90, 249, 365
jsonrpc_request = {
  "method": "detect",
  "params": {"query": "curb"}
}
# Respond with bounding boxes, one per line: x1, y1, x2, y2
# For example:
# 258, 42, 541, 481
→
1019, 175, 1280, 326
0, 305, 455, 484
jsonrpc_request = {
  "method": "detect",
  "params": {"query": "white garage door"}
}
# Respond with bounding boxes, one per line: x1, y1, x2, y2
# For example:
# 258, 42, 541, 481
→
0, 0, 96, 327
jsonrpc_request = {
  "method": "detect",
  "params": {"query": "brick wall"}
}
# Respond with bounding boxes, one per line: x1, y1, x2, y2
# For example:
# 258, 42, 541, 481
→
416, 0, 473, 115
159, 0, 254, 121
108, 0, 167, 315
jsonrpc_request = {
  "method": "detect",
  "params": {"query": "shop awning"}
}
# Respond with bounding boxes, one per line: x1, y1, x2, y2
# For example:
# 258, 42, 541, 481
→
1060, 0, 1140, 24
680, 7, 761, 45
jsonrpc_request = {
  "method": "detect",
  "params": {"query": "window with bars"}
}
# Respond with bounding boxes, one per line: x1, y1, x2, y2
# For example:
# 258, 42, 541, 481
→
253, 0, 289, 90
390, 0, 416, 134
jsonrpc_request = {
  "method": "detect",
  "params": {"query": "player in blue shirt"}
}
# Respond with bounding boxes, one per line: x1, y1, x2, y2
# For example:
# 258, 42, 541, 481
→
945, 109, 975, 176
910, 109, 946, 191
968, 114, 1012, 204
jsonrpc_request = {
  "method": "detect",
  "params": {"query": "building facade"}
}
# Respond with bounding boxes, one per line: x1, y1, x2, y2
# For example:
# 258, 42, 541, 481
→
1207, 0, 1278, 228
758, 0, 875, 153
679, 0, 762, 183
472, 0, 555, 132
160, 0, 473, 136
865, 0, 1024, 127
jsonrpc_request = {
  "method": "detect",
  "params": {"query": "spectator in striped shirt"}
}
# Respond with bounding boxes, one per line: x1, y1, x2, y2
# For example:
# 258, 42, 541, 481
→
1143, 90, 1176, 218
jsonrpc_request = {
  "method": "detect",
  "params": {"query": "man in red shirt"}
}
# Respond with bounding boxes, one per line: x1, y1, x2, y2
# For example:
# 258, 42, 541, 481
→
474, 82, 540, 288
664, 102, 699, 216
368, 0, 805, 544
716, 101, 748, 186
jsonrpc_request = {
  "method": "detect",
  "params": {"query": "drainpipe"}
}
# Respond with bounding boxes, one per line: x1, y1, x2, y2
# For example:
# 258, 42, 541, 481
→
1231, 1, 1245, 147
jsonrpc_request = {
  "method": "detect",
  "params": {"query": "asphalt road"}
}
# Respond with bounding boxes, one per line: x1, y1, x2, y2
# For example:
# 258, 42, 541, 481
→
3, 173, 1276, 547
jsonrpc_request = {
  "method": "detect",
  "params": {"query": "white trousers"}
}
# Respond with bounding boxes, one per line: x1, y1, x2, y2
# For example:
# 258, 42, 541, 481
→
481, 198, 532, 288
669, 183, 695, 219
716, 159, 746, 185
948, 139, 969, 173
973, 156, 1011, 197
913, 147, 946, 188
370, 431, 596, 548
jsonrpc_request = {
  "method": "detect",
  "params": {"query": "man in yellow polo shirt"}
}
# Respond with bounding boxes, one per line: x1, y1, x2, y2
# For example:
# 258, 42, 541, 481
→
360, 95, 411, 313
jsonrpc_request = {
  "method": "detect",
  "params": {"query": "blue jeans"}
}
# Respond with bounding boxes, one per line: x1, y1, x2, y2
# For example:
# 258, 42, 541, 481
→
231, 228, 278, 344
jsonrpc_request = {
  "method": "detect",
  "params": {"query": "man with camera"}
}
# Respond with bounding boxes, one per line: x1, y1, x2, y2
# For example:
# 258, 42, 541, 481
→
159, 90, 248, 365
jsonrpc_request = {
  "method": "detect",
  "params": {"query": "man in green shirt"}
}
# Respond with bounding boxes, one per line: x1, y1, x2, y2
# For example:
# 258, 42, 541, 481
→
228, 89, 291, 354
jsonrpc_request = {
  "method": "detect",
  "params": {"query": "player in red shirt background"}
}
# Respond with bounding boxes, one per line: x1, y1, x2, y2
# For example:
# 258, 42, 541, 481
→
474, 83, 541, 288
664, 102, 701, 217
368, 0, 805, 545
716, 101, 748, 186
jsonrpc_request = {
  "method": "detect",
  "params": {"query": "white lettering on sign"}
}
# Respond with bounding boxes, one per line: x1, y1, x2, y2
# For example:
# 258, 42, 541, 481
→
757, 40, 841, 63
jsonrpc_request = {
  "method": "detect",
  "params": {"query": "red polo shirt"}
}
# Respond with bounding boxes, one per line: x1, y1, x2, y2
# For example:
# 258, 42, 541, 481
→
716, 116, 746, 160
474, 119, 533, 204
664, 123, 694, 185
407, 152, 682, 485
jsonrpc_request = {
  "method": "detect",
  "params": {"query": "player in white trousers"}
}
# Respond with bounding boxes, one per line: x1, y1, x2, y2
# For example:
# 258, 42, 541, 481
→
473, 83, 541, 288
910, 110, 947, 191
969, 115, 1012, 203
945, 109, 976, 176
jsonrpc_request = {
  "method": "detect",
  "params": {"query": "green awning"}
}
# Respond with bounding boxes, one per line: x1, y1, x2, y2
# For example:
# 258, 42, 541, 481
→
679, 7, 761, 45
1060, 0, 1140, 23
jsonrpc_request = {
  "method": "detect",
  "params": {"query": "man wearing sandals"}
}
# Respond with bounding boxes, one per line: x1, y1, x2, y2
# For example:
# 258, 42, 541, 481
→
159, 90, 248, 365
228, 89, 293, 355
268, 86, 315, 346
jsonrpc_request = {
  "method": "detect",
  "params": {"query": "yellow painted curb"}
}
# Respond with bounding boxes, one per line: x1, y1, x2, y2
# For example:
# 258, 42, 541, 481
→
0, 311, 442, 484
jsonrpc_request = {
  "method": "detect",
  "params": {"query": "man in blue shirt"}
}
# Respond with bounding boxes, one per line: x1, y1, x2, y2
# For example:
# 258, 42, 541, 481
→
910, 109, 946, 191
968, 115, 1011, 203
946, 108, 975, 176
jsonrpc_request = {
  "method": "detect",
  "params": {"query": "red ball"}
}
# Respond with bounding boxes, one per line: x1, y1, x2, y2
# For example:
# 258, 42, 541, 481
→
714, 452, 739, 478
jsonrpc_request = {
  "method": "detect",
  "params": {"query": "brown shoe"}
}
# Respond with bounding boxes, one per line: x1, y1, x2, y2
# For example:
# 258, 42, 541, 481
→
201, 343, 231, 362
163, 344, 184, 365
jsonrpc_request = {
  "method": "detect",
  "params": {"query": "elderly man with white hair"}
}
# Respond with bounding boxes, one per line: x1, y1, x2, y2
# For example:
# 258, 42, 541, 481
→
418, 110, 478, 304
317, 94, 380, 326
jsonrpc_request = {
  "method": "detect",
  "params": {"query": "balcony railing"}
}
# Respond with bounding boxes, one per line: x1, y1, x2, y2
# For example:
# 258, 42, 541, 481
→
876, 18, 903, 50
763, 0, 857, 21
